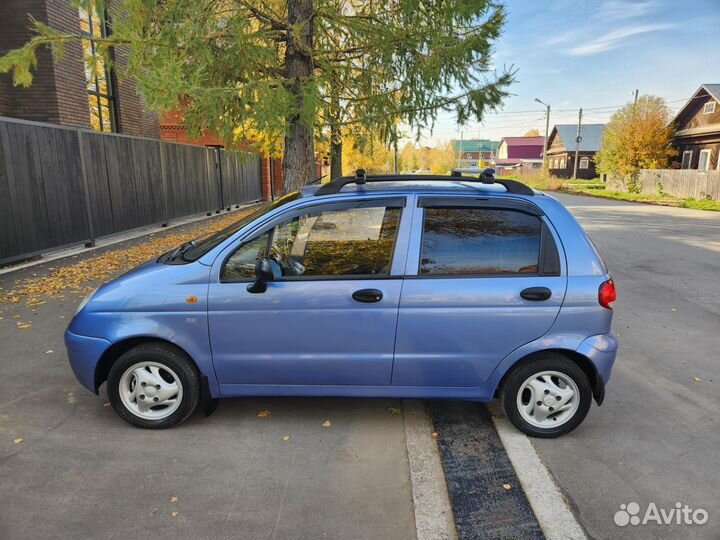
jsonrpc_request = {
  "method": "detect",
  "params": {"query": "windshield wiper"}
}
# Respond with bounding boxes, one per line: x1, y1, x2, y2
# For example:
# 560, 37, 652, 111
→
166, 240, 196, 262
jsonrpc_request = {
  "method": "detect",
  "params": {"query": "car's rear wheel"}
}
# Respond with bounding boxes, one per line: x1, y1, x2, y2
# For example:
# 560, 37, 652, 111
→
107, 343, 200, 429
500, 353, 592, 438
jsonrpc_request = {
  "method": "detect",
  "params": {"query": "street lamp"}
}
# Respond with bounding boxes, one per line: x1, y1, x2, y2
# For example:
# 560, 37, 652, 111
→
535, 98, 551, 175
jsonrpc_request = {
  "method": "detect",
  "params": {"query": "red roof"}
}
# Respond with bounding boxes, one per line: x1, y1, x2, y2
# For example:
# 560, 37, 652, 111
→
500, 136, 545, 160
502, 136, 545, 146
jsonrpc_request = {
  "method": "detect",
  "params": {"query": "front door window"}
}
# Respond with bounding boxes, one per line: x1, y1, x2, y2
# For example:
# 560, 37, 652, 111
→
222, 203, 402, 280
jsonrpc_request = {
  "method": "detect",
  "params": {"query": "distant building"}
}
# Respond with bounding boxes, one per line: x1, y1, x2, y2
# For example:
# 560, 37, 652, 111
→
450, 139, 499, 168
671, 84, 720, 171
546, 124, 605, 179
0, 0, 159, 137
492, 136, 545, 174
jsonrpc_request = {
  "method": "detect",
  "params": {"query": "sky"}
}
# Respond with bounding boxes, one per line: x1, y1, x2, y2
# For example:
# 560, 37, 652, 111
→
413, 0, 720, 146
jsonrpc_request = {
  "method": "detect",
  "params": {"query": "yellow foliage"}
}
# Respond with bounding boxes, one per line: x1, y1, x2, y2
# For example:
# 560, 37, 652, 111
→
343, 138, 456, 175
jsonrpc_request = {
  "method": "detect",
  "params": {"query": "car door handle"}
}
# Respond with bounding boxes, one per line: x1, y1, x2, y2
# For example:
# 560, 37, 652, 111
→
352, 289, 383, 303
520, 287, 552, 301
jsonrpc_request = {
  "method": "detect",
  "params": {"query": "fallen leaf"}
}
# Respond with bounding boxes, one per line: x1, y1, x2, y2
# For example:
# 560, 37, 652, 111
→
170, 496, 178, 503
503, 483, 512, 490
431, 432, 438, 438
17, 322, 32, 329
103, 402, 111, 407
45, 349, 54, 354
14, 438, 23, 444
322, 420, 332, 428
0, 207, 261, 308
171, 511, 178, 517
387, 407, 401, 415
282, 435, 290, 441
257, 409, 271, 418
671, 308, 677, 312
694, 377, 702, 383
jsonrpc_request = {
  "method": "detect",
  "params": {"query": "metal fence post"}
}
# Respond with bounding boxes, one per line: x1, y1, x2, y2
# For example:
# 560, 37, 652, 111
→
76, 130, 96, 247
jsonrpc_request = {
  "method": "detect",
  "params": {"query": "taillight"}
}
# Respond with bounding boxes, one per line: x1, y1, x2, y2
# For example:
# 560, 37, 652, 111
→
599, 279, 616, 309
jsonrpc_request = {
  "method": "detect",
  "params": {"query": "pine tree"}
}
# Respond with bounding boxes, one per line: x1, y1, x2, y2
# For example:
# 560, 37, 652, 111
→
1, 0, 512, 191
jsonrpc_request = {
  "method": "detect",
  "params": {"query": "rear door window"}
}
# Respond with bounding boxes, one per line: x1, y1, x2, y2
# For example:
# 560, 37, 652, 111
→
420, 207, 542, 275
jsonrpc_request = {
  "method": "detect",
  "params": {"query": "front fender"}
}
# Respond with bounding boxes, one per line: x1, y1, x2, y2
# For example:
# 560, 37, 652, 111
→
70, 311, 219, 396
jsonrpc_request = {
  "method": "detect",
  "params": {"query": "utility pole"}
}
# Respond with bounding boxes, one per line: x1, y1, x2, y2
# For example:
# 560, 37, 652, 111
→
633, 89, 639, 107
572, 108, 583, 180
535, 98, 551, 175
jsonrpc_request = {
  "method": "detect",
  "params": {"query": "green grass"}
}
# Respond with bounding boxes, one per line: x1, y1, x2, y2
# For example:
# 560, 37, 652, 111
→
561, 185, 720, 212
679, 198, 720, 211
500, 175, 720, 211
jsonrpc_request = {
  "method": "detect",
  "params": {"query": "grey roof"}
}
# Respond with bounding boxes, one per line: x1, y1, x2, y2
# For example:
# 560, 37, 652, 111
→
672, 84, 720, 124
705, 84, 720, 102
552, 124, 605, 152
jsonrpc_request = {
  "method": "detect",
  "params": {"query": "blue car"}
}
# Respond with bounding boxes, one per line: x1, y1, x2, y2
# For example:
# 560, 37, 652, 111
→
65, 170, 617, 437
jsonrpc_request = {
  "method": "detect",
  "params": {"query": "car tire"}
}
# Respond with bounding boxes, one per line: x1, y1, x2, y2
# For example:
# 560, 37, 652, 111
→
107, 343, 200, 429
500, 353, 592, 438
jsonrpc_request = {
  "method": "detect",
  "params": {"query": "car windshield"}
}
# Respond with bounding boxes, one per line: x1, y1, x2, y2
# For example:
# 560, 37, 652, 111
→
171, 192, 301, 263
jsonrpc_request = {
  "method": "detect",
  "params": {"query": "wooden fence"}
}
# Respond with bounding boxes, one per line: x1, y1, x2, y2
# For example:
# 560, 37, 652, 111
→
607, 169, 720, 201
0, 116, 262, 265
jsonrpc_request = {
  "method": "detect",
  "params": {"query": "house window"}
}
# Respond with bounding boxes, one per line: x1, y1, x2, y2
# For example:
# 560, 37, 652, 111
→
560, 157, 566, 169
698, 149, 711, 172
703, 102, 716, 115
579, 157, 590, 169
681, 150, 693, 169
79, 1, 116, 132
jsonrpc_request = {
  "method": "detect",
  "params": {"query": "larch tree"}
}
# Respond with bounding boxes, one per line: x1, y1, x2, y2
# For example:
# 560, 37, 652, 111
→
595, 95, 677, 185
0, 0, 512, 191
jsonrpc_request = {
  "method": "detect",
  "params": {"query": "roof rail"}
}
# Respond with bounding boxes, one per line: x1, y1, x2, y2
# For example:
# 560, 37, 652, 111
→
313, 169, 535, 196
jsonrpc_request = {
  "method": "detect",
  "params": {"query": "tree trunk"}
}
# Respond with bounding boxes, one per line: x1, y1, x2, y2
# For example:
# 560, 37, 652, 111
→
282, 0, 315, 192
330, 123, 343, 180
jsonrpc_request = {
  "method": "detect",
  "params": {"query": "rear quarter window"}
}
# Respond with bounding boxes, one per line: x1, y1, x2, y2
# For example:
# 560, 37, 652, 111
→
420, 208, 542, 275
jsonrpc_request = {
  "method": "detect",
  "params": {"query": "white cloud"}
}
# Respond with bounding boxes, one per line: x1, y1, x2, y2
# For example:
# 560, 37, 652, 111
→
567, 23, 674, 56
597, 0, 659, 20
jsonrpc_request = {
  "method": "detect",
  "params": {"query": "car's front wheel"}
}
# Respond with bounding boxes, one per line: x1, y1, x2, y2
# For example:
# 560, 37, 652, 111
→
107, 343, 200, 429
500, 353, 592, 438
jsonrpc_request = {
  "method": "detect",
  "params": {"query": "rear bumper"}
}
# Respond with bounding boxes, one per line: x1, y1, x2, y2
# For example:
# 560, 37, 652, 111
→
64, 329, 112, 394
577, 331, 618, 405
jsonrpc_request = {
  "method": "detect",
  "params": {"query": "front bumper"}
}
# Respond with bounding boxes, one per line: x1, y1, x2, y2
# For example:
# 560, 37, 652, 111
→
64, 329, 112, 394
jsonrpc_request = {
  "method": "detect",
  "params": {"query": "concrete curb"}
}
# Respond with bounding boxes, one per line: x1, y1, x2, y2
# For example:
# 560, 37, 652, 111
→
403, 399, 458, 540
488, 402, 587, 540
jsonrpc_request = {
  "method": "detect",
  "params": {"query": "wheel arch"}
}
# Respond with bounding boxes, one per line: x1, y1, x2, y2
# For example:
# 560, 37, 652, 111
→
495, 348, 604, 405
94, 337, 199, 393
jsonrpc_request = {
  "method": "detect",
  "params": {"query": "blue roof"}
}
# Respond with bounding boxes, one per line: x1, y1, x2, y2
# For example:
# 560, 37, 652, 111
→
551, 124, 605, 152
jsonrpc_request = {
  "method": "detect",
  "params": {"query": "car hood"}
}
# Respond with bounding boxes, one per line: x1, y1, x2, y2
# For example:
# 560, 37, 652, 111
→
82, 259, 211, 313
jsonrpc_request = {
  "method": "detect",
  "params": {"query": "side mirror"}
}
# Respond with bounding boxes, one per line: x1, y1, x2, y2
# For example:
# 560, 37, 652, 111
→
247, 257, 274, 293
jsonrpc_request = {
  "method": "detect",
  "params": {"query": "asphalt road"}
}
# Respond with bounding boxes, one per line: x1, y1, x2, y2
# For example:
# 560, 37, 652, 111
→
537, 193, 720, 539
1, 193, 719, 540
0, 219, 417, 540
